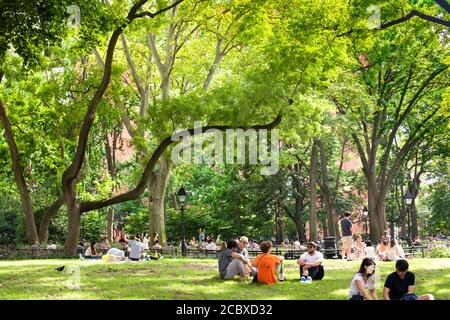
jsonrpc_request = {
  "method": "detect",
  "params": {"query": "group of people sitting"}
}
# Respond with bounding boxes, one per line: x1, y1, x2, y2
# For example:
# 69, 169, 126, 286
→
348, 258, 434, 300
78, 232, 163, 262
218, 237, 324, 285
343, 235, 410, 262
218, 236, 434, 300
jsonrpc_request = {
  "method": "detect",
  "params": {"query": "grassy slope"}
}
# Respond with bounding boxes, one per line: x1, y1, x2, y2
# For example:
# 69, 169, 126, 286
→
0, 258, 448, 300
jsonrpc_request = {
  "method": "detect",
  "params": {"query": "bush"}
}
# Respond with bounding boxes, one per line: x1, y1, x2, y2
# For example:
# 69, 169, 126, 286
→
426, 246, 450, 258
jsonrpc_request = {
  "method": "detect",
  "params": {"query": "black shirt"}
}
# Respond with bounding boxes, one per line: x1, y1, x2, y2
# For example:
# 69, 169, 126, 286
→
384, 271, 415, 300
340, 218, 352, 237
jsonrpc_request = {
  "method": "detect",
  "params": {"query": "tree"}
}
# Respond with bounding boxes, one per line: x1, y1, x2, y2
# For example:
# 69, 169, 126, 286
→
332, 22, 449, 242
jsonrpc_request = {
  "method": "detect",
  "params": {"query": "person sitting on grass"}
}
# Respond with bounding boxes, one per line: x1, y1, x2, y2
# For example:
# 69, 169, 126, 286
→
47, 240, 57, 253
297, 242, 325, 283
348, 258, 378, 300
218, 240, 254, 281
101, 238, 111, 253
236, 236, 257, 276
376, 240, 388, 261
84, 241, 102, 259
354, 235, 366, 259
206, 238, 217, 250
364, 240, 375, 260
125, 234, 144, 261
386, 239, 406, 261
252, 241, 285, 284
383, 259, 434, 300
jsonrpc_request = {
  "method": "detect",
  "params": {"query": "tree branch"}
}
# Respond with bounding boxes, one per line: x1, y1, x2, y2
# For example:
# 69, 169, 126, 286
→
80, 113, 282, 213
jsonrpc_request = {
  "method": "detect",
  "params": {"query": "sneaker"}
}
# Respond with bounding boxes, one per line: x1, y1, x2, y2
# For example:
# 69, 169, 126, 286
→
305, 276, 312, 283
299, 276, 306, 283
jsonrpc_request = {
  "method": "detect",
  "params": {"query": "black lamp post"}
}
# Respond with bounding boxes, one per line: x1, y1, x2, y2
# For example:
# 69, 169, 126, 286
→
363, 206, 369, 240
177, 186, 188, 257
404, 190, 413, 246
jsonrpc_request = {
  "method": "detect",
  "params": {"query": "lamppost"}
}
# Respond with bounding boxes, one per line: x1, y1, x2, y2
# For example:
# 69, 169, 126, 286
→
177, 186, 188, 257
404, 190, 413, 246
363, 206, 369, 240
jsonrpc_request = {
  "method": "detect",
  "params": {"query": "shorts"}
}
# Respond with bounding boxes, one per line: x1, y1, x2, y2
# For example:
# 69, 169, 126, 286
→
342, 236, 353, 249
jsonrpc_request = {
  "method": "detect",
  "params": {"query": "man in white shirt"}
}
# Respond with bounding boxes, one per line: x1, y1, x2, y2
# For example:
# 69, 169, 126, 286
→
126, 234, 144, 261
297, 242, 325, 282
205, 239, 217, 250
236, 236, 257, 276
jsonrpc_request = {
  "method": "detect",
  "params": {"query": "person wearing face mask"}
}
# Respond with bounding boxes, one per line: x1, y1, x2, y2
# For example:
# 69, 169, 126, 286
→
348, 258, 378, 300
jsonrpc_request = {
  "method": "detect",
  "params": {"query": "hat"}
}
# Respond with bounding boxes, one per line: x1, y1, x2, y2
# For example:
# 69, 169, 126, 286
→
307, 242, 317, 247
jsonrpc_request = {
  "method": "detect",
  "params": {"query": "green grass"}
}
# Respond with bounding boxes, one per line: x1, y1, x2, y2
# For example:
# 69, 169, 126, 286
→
0, 258, 449, 300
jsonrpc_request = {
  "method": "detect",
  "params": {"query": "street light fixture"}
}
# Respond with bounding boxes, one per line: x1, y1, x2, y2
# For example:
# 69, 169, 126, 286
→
404, 190, 413, 246
177, 186, 188, 257
362, 206, 369, 240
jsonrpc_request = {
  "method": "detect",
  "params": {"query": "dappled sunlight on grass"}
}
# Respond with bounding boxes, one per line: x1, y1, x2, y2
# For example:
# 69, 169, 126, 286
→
0, 258, 448, 299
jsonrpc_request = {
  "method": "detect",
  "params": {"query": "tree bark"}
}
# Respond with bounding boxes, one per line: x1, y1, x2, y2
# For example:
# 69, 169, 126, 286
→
149, 158, 172, 246
107, 208, 114, 243
317, 139, 336, 237
61, 0, 185, 255
38, 194, 65, 243
0, 96, 39, 244
309, 139, 318, 241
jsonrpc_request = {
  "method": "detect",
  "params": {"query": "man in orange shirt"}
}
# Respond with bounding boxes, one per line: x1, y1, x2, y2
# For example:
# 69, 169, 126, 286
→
252, 241, 285, 284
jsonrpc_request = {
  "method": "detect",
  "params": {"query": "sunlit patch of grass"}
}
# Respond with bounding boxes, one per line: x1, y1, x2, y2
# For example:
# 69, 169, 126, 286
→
0, 258, 448, 299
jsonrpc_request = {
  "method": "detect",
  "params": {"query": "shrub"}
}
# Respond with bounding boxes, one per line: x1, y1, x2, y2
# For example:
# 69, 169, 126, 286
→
426, 246, 450, 258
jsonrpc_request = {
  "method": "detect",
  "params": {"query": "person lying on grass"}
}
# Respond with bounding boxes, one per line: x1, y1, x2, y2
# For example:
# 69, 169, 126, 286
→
297, 242, 325, 283
383, 259, 434, 300
348, 258, 378, 300
251, 241, 285, 284
218, 240, 255, 281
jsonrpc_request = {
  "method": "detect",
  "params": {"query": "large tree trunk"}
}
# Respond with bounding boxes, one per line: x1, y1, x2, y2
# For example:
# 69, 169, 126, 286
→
317, 139, 337, 237
107, 207, 114, 243
38, 194, 65, 243
149, 158, 172, 246
63, 183, 81, 255
309, 140, 318, 242
367, 181, 381, 242
0, 97, 39, 244
294, 197, 306, 242
105, 136, 117, 243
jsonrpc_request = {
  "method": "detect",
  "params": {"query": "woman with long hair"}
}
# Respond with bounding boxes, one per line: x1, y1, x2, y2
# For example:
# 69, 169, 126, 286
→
348, 258, 378, 300
84, 241, 101, 259
354, 235, 366, 259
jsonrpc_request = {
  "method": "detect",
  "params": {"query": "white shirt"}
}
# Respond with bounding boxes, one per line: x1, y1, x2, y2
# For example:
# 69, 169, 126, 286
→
85, 246, 93, 256
386, 246, 399, 261
294, 241, 301, 250
348, 273, 375, 299
47, 244, 57, 250
142, 237, 149, 250
206, 242, 217, 250
365, 246, 375, 259
107, 248, 125, 257
129, 240, 144, 259
300, 251, 324, 264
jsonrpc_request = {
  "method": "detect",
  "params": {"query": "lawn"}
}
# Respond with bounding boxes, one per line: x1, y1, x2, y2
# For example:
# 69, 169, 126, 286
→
0, 258, 448, 300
